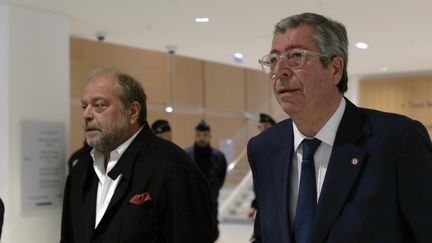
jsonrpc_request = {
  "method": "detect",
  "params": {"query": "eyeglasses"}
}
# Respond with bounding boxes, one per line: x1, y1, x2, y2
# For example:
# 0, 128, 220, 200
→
258, 49, 328, 74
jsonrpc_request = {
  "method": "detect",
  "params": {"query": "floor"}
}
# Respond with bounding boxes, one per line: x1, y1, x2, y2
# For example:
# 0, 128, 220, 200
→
216, 221, 254, 243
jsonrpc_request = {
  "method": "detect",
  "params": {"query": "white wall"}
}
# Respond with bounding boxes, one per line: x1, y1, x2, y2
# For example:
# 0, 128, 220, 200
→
0, 2, 10, 221
0, 4, 69, 243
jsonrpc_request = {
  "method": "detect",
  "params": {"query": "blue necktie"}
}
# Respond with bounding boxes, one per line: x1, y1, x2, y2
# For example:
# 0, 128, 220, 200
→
294, 138, 321, 243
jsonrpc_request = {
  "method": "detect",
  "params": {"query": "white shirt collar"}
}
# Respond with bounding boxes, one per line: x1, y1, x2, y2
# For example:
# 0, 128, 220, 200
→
91, 127, 143, 175
293, 98, 346, 150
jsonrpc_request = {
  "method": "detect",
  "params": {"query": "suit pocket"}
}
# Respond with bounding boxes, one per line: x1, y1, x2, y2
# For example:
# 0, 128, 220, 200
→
328, 195, 382, 242
120, 202, 157, 242
328, 201, 366, 243
328, 194, 395, 243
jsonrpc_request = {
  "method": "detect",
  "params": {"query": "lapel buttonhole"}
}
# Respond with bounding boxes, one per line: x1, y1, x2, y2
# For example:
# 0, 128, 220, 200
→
351, 157, 360, 165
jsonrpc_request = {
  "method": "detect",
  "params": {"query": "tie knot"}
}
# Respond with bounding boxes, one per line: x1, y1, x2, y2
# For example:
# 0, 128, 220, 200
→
302, 138, 321, 160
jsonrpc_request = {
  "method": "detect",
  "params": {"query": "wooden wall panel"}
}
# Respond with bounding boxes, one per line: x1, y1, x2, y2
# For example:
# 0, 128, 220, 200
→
70, 103, 85, 153
113, 47, 168, 105
171, 55, 203, 107
204, 115, 247, 155
147, 108, 170, 126
70, 37, 168, 104
171, 113, 203, 149
69, 37, 273, 158
204, 62, 245, 112
360, 76, 432, 137
70, 37, 86, 61
70, 61, 100, 97
245, 69, 271, 113
79, 38, 117, 66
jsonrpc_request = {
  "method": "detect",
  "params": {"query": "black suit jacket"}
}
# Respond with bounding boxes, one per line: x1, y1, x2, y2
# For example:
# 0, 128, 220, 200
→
248, 98, 432, 243
61, 123, 214, 243
0, 197, 4, 239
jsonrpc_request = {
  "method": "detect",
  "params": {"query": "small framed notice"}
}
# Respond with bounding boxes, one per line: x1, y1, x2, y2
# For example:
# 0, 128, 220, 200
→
21, 120, 66, 211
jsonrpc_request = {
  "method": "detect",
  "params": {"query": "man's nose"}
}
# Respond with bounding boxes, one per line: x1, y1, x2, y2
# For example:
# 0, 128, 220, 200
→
272, 60, 294, 79
82, 106, 94, 120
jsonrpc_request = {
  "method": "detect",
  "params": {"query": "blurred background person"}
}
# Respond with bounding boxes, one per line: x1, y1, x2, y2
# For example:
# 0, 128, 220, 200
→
67, 140, 92, 173
185, 120, 227, 242
151, 119, 172, 141
257, 113, 276, 133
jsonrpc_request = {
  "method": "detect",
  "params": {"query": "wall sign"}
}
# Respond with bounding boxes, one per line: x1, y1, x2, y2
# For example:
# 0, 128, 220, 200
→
21, 121, 66, 211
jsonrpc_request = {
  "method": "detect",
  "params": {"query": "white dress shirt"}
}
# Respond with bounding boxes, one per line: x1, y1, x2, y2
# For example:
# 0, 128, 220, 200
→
91, 128, 142, 228
289, 98, 346, 226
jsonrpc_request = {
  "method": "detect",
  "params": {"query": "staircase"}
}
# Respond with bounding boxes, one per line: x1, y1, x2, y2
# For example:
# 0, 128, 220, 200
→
218, 148, 255, 223
217, 98, 288, 223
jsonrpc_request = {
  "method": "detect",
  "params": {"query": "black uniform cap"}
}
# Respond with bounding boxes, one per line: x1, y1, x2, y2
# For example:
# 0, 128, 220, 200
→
195, 120, 210, 131
259, 113, 276, 125
151, 119, 171, 134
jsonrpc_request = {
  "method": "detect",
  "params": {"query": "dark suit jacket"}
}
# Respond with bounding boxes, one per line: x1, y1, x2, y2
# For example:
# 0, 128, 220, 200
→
0, 197, 4, 239
248, 98, 432, 243
61, 123, 214, 243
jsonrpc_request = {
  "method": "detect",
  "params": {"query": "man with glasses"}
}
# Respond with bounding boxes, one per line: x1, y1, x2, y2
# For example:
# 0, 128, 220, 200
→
248, 12, 432, 243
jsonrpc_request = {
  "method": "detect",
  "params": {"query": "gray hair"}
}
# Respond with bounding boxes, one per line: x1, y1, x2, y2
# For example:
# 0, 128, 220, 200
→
88, 68, 147, 125
274, 13, 348, 93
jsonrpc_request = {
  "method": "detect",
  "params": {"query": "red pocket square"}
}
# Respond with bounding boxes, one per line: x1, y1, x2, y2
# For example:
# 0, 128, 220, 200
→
129, 192, 152, 205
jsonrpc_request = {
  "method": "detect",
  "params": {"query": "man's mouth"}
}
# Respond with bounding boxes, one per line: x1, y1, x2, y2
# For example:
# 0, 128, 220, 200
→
85, 127, 100, 132
278, 87, 300, 94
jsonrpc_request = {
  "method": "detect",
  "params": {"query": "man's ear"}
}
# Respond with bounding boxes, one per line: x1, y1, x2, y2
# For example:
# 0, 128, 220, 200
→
129, 101, 141, 124
330, 56, 344, 85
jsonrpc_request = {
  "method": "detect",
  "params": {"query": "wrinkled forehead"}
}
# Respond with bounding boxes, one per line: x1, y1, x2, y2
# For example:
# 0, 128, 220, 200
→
271, 24, 317, 52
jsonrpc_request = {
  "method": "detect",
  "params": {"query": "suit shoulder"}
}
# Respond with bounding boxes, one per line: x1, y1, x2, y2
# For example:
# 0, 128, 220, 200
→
184, 146, 193, 154
148, 136, 191, 160
212, 148, 225, 157
142, 137, 199, 172
68, 153, 92, 176
249, 118, 292, 146
358, 107, 430, 144
360, 107, 425, 128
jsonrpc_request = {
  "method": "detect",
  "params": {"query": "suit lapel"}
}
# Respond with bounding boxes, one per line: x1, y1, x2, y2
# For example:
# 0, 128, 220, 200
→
310, 99, 370, 242
73, 155, 98, 241
94, 124, 152, 232
270, 120, 295, 242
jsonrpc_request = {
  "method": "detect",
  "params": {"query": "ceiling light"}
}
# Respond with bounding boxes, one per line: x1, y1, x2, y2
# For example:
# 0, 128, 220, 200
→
227, 162, 235, 171
195, 17, 209, 23
355, 42, 368, 49
233, 52, 244, 64
165, 106, 173, 113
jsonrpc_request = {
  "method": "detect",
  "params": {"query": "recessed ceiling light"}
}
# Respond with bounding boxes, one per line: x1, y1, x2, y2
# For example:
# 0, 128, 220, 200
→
233, 52, 243, 64
234, 53, 243, 59
355, 42, 368, 49
195, 17, 209, 23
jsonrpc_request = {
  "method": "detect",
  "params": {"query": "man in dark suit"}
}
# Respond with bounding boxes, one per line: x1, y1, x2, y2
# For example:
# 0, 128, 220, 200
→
0, 197, 4, 239
248, 113, 277, 221
61, 68, 214, 243
248, 13, 432, 243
